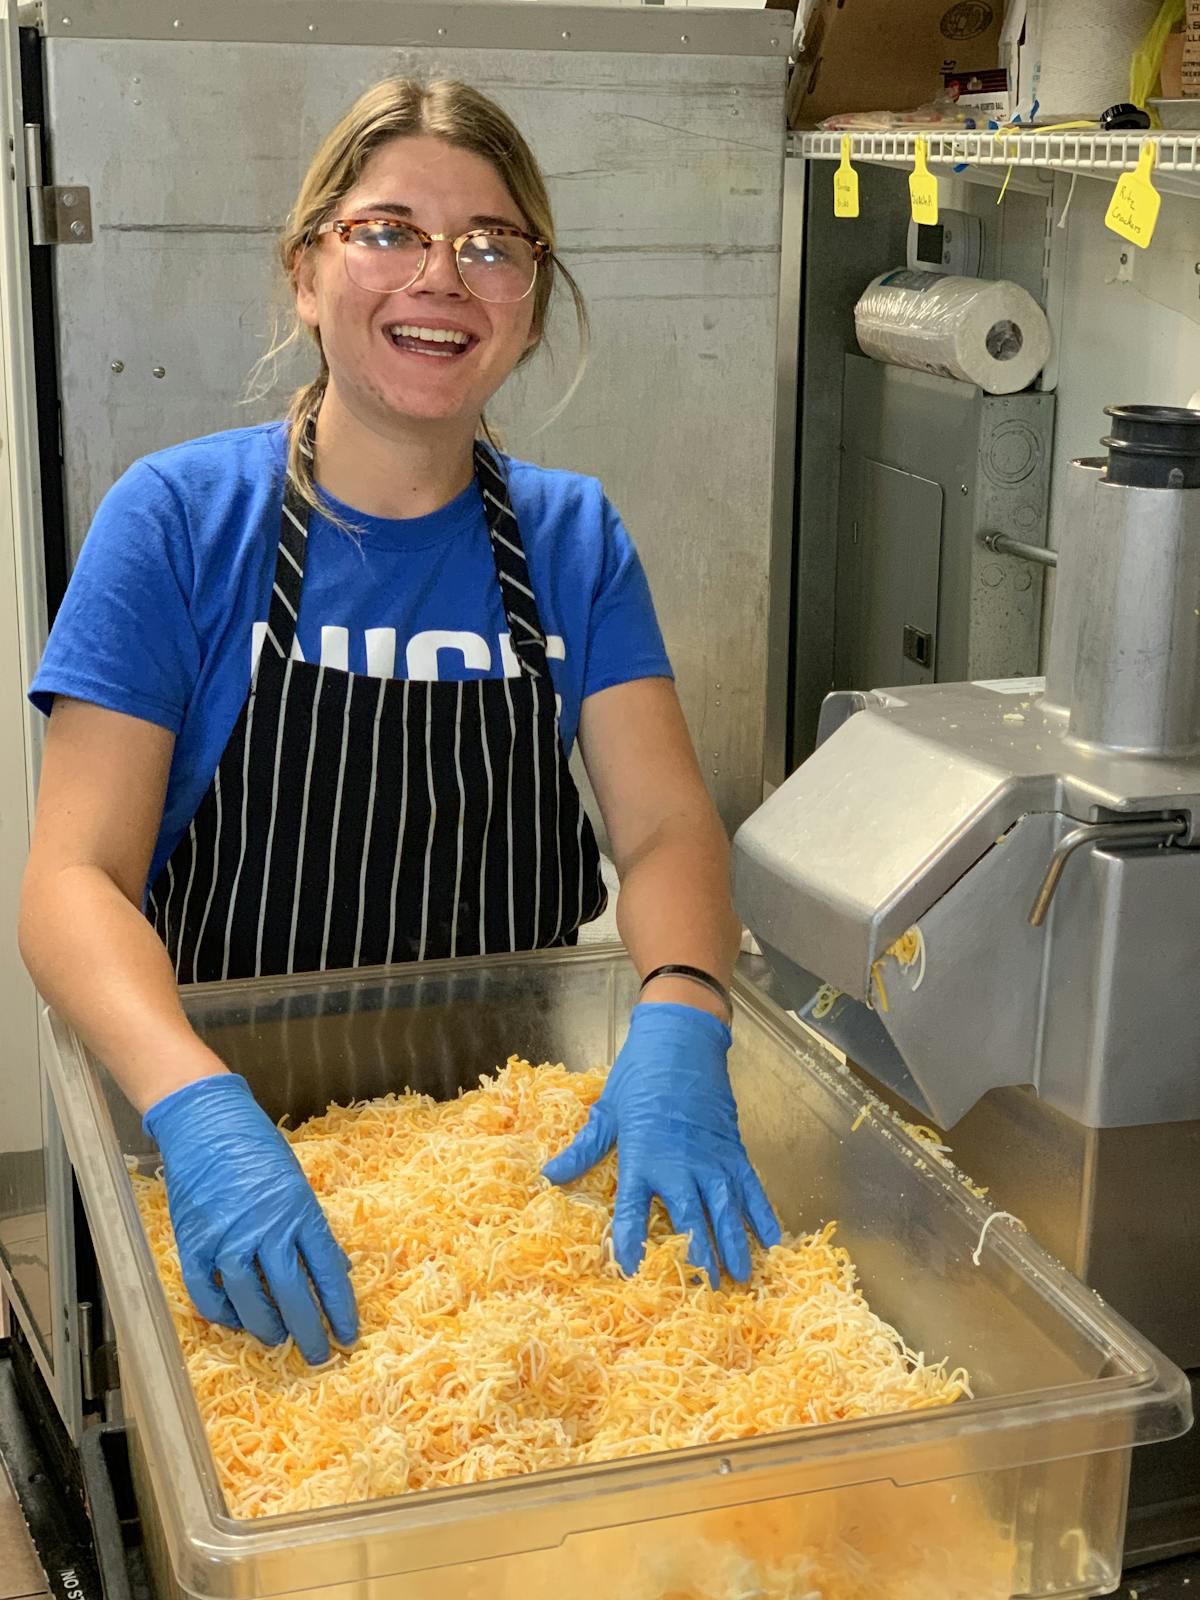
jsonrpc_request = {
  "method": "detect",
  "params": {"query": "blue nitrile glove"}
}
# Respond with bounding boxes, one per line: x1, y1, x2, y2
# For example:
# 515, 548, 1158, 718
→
542, 1002, 782, 1286
143, 1073, 358, 1365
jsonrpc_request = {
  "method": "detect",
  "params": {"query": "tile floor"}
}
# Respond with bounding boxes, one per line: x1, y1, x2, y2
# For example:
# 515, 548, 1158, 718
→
0, 1460, 46, 1600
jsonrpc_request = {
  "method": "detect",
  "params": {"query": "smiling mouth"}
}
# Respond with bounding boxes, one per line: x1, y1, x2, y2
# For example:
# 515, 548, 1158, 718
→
385, 323, 476, 359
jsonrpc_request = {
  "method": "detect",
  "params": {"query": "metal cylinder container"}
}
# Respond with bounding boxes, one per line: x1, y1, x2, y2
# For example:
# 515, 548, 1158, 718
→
1043, 457, 1105, 717
1068, 409, 1200, 754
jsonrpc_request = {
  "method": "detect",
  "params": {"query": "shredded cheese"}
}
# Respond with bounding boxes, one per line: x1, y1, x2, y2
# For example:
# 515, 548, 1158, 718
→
867, 961, 890, 1013
135, 1059, 971, 1526
972, 1210, 1028, 1267
890, 926, 927, 990
906, 1123, 950, 1153
868, 926, 927, 1012
811, 984, 842, 1021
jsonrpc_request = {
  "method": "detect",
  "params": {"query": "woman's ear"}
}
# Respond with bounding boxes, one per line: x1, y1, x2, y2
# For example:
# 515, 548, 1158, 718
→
294, 248, 320, 331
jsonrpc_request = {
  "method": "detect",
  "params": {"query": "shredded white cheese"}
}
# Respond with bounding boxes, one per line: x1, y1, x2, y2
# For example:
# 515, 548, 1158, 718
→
972, 1210, 1027, 1267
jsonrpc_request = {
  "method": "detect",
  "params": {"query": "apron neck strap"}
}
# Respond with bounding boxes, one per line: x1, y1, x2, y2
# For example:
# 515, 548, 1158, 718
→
260, 413, 316, 660
473, 440, 549, 679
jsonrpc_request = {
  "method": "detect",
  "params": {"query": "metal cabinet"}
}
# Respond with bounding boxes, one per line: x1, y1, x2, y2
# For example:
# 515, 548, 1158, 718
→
835, 355, 1054, 694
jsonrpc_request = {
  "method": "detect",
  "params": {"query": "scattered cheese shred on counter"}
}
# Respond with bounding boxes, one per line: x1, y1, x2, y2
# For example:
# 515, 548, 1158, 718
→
134, 1059, 971, 1523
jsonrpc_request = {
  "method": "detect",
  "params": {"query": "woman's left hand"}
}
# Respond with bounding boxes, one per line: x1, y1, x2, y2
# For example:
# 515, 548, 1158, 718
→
542, 1001, 781, 1285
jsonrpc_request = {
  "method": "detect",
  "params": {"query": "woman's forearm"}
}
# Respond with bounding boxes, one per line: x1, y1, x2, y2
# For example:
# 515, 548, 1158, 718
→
614, 816, 741, 1021
20, 862, 227, 1115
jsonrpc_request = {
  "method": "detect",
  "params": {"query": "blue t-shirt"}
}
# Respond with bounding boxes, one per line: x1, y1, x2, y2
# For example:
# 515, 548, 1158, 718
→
30, 422, 671, 889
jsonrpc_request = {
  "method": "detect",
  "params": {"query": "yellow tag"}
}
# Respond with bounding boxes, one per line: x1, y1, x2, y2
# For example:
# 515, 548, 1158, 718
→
834, 135, 860, 219
909, 137, 938, 226
1105, 142, 1161, 250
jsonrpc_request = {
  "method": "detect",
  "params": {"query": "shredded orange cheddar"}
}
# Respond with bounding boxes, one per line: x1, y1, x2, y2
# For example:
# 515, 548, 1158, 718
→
134, 1059, 970, 1523
868, 925, 927, 1013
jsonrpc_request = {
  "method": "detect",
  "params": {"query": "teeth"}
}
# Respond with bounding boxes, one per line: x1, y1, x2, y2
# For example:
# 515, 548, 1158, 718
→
390, 325, 470, 346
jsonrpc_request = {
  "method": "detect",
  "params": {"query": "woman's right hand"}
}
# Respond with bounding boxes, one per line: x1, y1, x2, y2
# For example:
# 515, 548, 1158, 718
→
143, 1073, 358, 1364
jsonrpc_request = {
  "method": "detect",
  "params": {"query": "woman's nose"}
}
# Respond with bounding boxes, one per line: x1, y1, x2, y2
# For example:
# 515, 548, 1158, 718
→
413, 239, 468, 298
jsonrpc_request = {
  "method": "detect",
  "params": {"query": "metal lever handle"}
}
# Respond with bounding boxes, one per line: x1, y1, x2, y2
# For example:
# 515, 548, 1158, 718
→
1029, 818, 1186, 927
983, 532, 1059, 570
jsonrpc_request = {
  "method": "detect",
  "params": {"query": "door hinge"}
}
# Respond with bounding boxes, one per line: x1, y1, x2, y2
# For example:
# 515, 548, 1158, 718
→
76, 1300, 120, 1403
23, 123, 91, 244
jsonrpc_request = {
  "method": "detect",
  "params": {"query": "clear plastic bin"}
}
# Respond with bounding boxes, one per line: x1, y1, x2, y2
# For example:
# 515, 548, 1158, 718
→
41, 945, 1192, 1600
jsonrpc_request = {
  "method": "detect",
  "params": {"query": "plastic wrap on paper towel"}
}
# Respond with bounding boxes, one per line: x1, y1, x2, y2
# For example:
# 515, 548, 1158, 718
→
854, 270, 1052, 395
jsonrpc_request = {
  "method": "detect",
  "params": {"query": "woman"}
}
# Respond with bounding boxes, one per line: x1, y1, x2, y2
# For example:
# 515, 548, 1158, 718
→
19, 78, 779, 1366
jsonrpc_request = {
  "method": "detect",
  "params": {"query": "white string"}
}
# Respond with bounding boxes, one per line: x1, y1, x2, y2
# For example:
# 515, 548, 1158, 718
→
1057, 171, 1079, 231
972, 1210, 1026, 1267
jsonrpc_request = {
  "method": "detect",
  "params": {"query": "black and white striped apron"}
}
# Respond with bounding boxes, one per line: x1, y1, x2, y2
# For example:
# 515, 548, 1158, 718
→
147, 437, 607, 984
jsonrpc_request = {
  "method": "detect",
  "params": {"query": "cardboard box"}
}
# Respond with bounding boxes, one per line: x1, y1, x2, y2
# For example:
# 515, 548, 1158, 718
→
1001, 0, 1035, 121
1184, 0, 1200, 96
943, 64, 1011, 121
787, 0, 1004, 129
1162, 28, 1185, 99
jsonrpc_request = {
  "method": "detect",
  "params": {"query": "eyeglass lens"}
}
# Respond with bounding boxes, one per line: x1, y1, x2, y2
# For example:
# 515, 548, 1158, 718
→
343, 221, 538, 303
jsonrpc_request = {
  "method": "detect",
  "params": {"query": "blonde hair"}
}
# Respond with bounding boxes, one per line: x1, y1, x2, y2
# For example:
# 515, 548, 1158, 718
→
255, 77, 589, 520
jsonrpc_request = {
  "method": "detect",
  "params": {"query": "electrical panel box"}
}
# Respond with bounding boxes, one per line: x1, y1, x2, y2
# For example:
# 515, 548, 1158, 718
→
835, 355, 1055, 690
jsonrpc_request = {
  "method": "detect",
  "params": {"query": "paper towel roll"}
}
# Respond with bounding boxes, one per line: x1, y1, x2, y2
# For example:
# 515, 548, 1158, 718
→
855, 271, 1052, 395
1027, 0, 1160, 121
